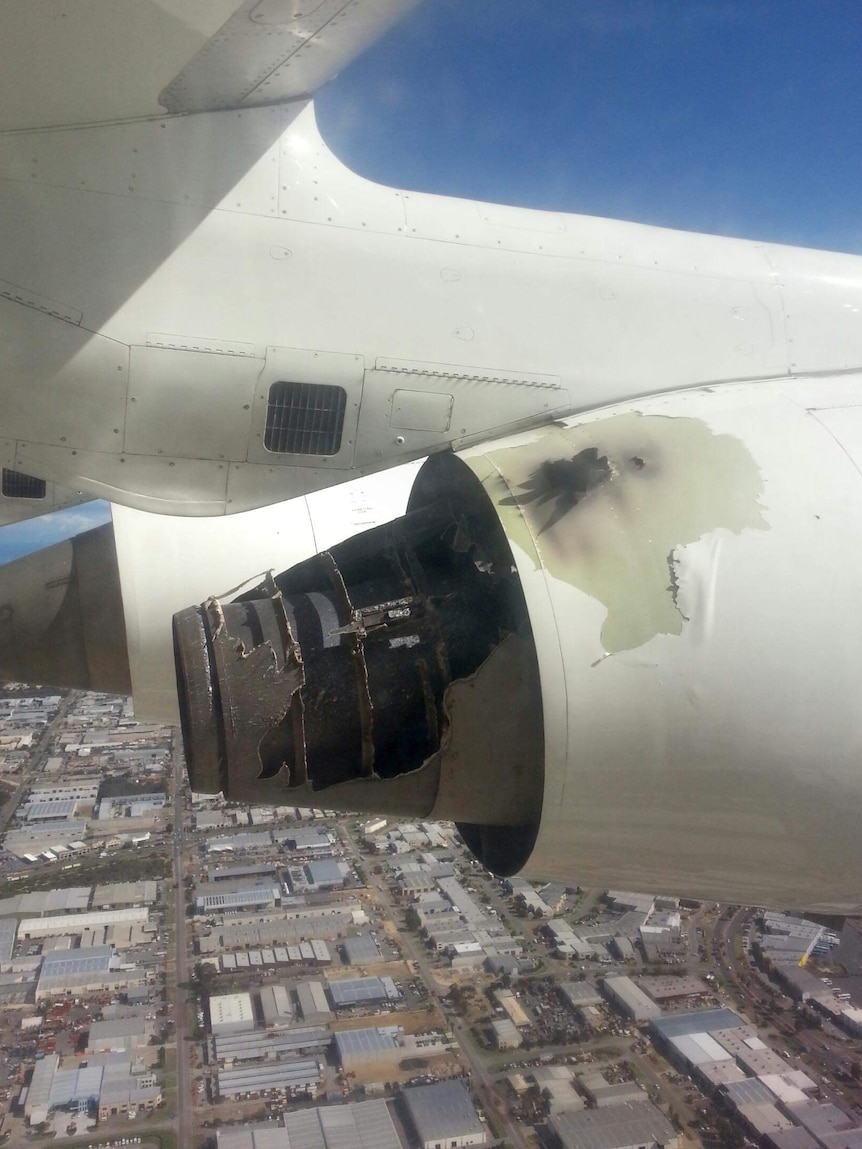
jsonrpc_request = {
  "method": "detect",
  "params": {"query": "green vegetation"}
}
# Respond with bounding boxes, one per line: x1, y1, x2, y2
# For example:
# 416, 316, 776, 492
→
0, 849, 170, 898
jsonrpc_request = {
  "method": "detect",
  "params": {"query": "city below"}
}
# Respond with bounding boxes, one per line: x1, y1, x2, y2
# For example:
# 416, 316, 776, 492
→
0, 685, 860, 1149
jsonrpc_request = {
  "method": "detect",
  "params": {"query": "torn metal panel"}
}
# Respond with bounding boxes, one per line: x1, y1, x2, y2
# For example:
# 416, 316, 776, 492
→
174, 468, 545, 845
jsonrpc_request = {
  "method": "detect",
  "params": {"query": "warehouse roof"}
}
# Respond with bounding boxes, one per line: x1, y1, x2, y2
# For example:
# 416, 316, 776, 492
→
559, 981, 603, 1008
305, 859, 349, 886
93, 880, 158, 907
209, 991, 255, 1031
328, 976, 397, 1007
88, 1016, 148, 1041
550, 1100, 676, 1149
216, 1098, 401, 1149
41, 946, 114, 976
25, 799, 77, 821
343, 934, 381, 964
651, 1007, 745, 1039
198, 886, 279, 909
603, 976, 662, 1019
215, 1026, 330, 1063
19, 906, 148, 935
669, 1032, 734, 1067
217, 1057, 320, 1097
722, 1077, 776, 1106
335, 1027, 400, 1061
403, 1080, 484, 1145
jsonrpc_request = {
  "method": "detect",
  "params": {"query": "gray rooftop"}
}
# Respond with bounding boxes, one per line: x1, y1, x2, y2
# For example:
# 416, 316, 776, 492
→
41, 946, 114, 976
216, 1098, 402, 1149
328, 976, 396, 1007
560, 981, 603, 1008
342, 934, 381, 964
722, 1077, 776, 1106
217, 1057, 320, 1098
335, 1027, 400, 1060
651, 1007, 745, 1040
550, 1100, 677, 1149
403, 1080, 484, 1144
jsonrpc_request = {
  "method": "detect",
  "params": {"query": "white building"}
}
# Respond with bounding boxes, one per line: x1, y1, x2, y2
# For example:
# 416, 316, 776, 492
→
209, 991, 255, 1035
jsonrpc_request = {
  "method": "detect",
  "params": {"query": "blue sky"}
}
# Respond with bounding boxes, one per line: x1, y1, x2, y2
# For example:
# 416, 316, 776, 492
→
318, 0, 862, 252
2, 0, 861, 564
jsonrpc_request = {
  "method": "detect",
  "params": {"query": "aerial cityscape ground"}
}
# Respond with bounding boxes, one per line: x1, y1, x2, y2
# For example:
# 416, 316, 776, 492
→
0, 686, 861, 1149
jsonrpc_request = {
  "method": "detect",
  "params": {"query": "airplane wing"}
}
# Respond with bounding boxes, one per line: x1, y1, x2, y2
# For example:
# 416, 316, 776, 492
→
0, 469, 94, 529
3, 4, 862, 909
0, 0, 420, 130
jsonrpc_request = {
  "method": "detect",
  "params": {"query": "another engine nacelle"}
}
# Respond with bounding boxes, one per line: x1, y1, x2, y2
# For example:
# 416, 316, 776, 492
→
174, 376, 862, 912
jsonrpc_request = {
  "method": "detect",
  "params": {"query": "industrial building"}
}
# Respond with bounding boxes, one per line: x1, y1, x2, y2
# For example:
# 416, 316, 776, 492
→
342, 933, 382, 965
0, 886, 91, 917
35, 946, 146, 1001
24, 1052, 161, 1126
96, 791, 166, 819
550, 1101, 681, 1149
492, 1018, 522, 1050
23, 799, 78, 822
87, 1015, 154, 1053
92, 880, 159, 909
18, 905, 149, 939
403, 1080, 487, 1149
560, 982, 603, 1010
650, 1008, 747, 1070
304, 859, 351, 888
213, 863, 278, 882
494, 988, 530, 1028
296, 980, 333, 1024
607, 892, 656, 915
532, 1067, 584, 1115
328, 975, 399, 1009
216, 1098, 402, 1149
26, 781, 100, 804
577, 1072, 647, 1108
602, 976, 662, 1023
209, 992, 256, 1035
282, 827, 332, 853
639, 975, 709, 1002
259, 984, 293, 1026
334, 1026, 402, 1071
196, 886, 281, 915
216, 1056, 322, 1100
214, 1026, 331, 1065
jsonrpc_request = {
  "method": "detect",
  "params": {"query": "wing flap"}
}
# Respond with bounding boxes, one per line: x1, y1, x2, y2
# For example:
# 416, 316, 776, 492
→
160, 0, 421, 114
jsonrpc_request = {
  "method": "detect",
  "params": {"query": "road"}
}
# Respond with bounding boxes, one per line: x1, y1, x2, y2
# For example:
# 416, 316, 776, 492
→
171, 739, 193, 1149
0, 690, 79, 836
337, 829, 533, 1147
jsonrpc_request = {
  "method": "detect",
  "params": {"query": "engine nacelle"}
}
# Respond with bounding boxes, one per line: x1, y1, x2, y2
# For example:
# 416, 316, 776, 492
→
174, 377, 862, 911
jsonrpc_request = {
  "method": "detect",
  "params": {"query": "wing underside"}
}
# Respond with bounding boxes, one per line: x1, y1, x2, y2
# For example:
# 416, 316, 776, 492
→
0, 0, 419, 131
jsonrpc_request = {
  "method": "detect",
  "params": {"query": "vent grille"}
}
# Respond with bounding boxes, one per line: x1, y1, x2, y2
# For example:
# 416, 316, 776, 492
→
1, 469, 46, 499
265, 381, 347, 456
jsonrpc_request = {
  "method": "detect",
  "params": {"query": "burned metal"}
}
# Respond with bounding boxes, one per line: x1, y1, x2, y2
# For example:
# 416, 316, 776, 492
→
174, 456, 543, 863
500, 446, 612, 533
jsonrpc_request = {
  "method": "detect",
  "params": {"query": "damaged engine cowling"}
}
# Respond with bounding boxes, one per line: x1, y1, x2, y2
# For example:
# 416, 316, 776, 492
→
174, 378, 862, 909
173, 463, 546, 875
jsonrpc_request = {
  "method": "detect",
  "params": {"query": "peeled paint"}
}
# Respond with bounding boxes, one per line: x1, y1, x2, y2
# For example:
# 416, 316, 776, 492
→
480, 413, 768, 653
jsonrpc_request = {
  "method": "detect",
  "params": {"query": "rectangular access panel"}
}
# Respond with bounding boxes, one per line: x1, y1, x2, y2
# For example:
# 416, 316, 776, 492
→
248, 347, 364, 469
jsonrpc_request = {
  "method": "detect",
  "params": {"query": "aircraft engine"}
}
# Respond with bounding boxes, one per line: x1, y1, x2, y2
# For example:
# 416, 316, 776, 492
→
176, 378, 862, 910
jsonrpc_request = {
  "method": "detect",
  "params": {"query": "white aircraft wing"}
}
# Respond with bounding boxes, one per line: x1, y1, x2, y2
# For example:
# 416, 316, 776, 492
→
0, 0, 419, 130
